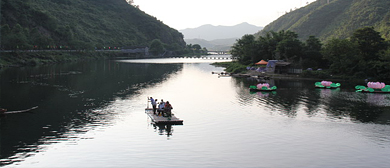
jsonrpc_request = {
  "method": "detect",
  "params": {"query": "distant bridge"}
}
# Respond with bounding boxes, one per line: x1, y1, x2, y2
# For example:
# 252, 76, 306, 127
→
207, 51, 230, 55
170, 56, 237, 60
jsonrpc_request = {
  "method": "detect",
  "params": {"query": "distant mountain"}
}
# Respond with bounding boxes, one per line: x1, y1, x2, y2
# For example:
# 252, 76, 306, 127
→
180, 22, 263, 41
184, 38, 237, 51
256, 0, 390, 41
181, 22, 263, 51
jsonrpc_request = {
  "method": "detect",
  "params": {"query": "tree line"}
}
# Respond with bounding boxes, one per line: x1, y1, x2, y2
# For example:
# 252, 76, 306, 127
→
231, 27, 390, 80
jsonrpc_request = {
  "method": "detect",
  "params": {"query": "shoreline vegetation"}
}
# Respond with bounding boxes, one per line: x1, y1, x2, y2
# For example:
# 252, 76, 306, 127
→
0, 50, 210, 68
211, 61, 380, 83
225, 27, 390, 82
0, 51, 121, 68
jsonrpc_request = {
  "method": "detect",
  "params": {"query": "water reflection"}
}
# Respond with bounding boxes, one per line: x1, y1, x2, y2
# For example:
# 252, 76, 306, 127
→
236, 77, 390, 124
1, 59, 390, 167
152, 124, 174, 138
0, 60, 182, 165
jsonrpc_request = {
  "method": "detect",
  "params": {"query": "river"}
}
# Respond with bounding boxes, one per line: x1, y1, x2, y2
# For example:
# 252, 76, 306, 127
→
1, 56, 390, 167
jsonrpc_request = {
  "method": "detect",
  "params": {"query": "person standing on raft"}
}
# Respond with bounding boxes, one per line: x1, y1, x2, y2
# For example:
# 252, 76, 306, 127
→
149, 97, 157, 114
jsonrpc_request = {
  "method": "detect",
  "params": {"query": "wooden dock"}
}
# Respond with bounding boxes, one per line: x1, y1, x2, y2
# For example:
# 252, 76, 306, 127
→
145, 108, 183, 125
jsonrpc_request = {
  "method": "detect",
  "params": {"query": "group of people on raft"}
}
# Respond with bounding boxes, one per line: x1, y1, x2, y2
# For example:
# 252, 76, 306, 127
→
148, 97, 173, 117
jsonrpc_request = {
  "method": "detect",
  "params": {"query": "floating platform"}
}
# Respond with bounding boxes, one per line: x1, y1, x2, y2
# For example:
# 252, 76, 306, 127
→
145, 108, 183, 125
315, 86, 340, 89
249, 88, 277, 92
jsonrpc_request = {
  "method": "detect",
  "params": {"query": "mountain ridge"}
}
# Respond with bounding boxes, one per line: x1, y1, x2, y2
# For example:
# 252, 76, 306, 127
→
256, 0, 390, 41
180, 22, 263, 41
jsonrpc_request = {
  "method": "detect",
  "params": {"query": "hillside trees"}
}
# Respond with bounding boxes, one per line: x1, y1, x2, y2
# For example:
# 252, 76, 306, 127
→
231, 34, 257, 65
184, 44, 208, 55
232, 30, 307, 67
302, 36, 324, 69
322, 27, 389, 78
256, 0, 390, 42
149, 39, 164, 56
0, 0, 186, 54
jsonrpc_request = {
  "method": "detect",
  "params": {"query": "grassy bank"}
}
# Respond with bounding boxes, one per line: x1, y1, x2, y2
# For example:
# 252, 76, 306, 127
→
0, 51, 121, 67
211, 61, 248, 74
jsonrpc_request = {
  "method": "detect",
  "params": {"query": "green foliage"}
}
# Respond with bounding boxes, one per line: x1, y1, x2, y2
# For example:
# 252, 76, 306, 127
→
223, 62, 248, 74
149, 39, 164, 56
301, 70, 330, 79
231, 34, 257, 65
350, 27, 387, 60
231, 30, 306, 67
183, 44, 208, 55
212, 61, 248, 74
0, 0, 186, 51
231, 27, 390, 80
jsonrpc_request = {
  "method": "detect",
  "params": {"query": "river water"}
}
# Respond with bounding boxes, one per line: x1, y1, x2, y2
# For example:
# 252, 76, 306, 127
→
1, 56, 390, 167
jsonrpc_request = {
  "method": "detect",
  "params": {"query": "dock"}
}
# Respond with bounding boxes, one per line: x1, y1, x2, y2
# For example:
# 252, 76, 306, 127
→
145, 108, 183, 125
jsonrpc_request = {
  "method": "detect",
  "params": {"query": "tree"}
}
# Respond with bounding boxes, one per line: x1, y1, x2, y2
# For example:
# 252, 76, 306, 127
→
149, 39, 164, 56
302, 36, 324, 69
9, 24, 29, 49
322, 38, 361, 75
231, 34, 257, 65
350, 27, 387, 61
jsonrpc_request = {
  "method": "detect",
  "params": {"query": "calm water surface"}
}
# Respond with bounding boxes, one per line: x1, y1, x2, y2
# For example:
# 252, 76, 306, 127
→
1, 57, 390, 167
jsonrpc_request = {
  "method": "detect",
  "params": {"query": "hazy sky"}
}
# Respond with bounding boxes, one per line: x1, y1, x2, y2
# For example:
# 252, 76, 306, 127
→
133, 0, 317, 30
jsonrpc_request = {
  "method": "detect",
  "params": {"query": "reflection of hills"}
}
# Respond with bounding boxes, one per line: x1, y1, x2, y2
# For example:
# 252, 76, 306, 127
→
233, 78, 390, 124
0, 60, 182, 165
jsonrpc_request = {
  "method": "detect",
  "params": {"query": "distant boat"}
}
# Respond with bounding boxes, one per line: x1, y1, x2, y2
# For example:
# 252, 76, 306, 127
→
2, 106, 38, 114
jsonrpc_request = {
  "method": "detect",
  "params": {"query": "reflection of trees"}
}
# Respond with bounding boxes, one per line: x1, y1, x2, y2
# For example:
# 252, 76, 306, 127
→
0, 60, 182, 164
324, 93, 390, 124
234, 77, 390, 124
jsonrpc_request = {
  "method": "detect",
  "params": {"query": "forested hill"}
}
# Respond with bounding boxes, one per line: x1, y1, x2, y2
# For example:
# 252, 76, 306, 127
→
0, 0, 186, 50
256, 0, 390, 41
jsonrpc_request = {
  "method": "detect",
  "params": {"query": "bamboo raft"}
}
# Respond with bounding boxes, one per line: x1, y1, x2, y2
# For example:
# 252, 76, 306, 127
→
145, 108, 183, 125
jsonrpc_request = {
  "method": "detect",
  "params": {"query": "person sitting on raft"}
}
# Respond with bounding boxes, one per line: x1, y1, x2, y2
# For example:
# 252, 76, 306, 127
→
157, 99, 165, 116
164, 101, 173, 117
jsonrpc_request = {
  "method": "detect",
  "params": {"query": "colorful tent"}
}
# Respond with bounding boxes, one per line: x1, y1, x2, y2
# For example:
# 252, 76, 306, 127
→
255, 60, 268, 65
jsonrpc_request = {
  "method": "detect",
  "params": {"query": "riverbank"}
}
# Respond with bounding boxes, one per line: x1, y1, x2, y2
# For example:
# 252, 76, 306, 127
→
0, 51, 121, 68
211, 61, 372, 83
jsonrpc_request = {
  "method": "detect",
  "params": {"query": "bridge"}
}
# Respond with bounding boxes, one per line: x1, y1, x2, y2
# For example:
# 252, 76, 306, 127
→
207, 51, 230, 55
170, 56, 237, 60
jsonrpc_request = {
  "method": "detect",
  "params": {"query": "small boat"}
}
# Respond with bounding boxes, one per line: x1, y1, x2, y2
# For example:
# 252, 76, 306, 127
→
315, 81, 341, 89
355, 82, 390, 93
2, 106, 38, 115
145, 108, 183, 125
249, 83, 277, 92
